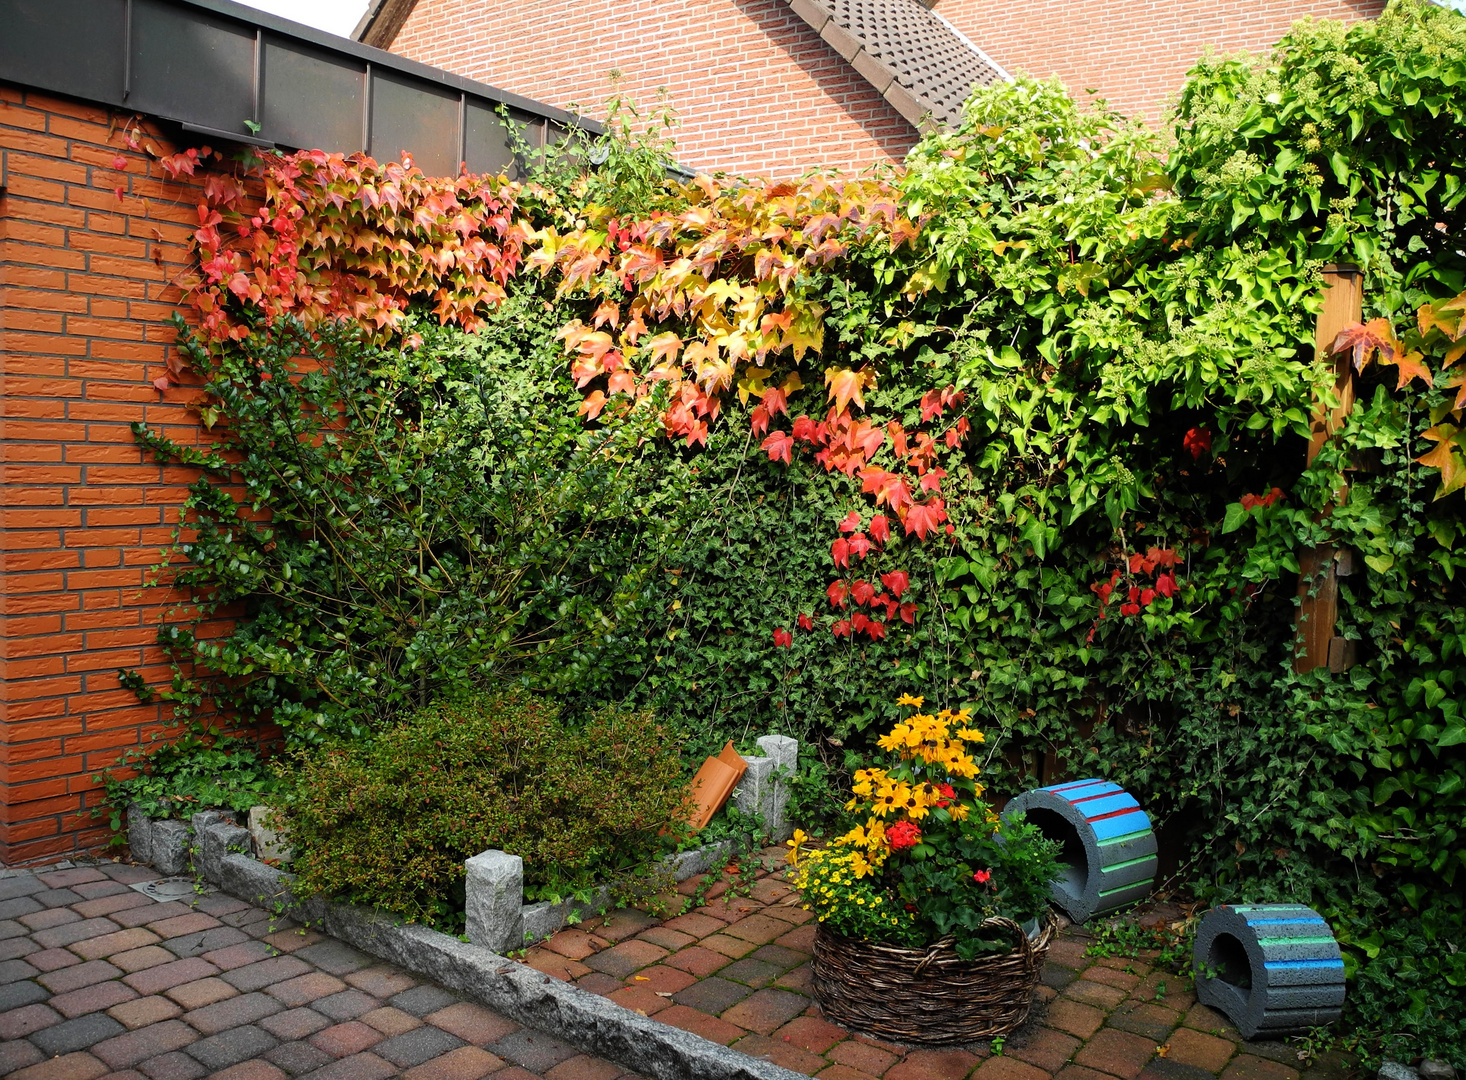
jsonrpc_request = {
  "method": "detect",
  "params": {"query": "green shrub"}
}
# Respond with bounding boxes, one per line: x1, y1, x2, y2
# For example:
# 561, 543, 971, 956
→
278, 691, 690, 926
96, 729, 283, 831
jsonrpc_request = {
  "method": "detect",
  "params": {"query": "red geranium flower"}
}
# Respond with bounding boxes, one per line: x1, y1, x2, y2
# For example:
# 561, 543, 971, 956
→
973, 869, 992, 885
886, 820, 922, 851
934, 782, 956, 808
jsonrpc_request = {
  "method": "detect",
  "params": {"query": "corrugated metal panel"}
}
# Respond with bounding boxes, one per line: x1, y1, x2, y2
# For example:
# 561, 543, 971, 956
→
0, 0, 597, 177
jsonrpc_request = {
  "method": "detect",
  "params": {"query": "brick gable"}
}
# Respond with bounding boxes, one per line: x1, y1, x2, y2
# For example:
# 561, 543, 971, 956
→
931, 0, 1386, 123
390, 0, 920, 177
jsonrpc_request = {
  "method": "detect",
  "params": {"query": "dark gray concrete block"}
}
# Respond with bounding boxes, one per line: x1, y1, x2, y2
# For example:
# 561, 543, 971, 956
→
1193, 903, 1345, 1038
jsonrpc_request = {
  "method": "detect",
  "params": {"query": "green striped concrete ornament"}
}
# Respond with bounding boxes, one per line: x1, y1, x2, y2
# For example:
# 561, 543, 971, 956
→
1002, 779, 1158, 923
1193, 904, 1345, 1038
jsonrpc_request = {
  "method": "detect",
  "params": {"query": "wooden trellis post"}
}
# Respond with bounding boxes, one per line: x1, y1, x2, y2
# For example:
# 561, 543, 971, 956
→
1293, 264, 1363, 675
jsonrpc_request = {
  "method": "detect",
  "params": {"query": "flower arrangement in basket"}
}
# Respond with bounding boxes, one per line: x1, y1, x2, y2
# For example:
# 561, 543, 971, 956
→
786, 695, 1062, 1044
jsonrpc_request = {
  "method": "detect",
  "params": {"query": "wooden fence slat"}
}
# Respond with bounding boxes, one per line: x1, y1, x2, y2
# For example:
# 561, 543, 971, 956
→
1293, 265, 1362, 675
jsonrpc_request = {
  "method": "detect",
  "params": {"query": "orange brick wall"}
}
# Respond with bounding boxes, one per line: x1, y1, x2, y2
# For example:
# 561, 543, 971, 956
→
390, 0, 919, 177
932, 0, 1386, 123
0, 84, 219, 865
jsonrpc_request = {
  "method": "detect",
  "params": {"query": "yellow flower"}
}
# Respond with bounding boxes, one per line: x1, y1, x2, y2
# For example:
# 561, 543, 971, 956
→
785, 828, 809, 866
957, 726, 985, 743
896, 693, 925, 707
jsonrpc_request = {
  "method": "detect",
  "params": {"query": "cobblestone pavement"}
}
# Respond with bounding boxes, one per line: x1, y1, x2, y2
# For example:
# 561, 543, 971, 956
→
519, 847, 1355, 1080
0, 861, 636, 1080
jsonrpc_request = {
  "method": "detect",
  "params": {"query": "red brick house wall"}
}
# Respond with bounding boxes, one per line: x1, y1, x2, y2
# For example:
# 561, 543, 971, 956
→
0, 84, 218, 864
932, 0, 1386, 123
389, 0, 920, 178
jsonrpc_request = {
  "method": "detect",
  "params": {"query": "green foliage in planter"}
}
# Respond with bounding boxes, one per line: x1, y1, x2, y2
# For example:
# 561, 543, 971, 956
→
95, 728, 283, 830
278, 690, 690, 925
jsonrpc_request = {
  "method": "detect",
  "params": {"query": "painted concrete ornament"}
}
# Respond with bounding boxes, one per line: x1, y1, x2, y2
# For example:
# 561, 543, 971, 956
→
1002, 779, 1157, 923
1193, 904, 1345, 1038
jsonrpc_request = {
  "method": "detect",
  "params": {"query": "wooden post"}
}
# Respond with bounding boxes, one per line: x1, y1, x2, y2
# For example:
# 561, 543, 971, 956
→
1293, 265, 1362, 675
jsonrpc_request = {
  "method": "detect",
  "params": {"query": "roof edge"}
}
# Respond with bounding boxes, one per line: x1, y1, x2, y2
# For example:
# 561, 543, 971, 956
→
354, 0, 423, 48
784, 0, 1007, 134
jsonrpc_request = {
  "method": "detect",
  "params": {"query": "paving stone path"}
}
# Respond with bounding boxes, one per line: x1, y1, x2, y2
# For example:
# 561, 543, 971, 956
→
519, 847, 1356, 1080
0, 861, 635, 1080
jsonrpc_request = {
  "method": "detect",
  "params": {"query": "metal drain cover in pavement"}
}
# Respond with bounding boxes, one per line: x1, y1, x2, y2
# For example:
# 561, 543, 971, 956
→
130, 875, 215, 900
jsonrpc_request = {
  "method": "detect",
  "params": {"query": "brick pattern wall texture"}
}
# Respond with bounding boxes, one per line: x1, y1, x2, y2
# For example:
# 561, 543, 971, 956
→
0, 85, 219, 865
931, 0, 1387, 124
389, 0, 921, 178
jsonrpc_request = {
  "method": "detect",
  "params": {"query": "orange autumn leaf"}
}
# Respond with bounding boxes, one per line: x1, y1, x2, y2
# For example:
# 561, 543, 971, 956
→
825, 366, 874, 414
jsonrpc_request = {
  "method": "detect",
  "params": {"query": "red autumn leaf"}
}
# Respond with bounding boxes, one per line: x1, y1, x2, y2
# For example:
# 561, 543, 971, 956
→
869, 514, 890, 546
851, 612, 871, 633
763, 386, 789, 417
750, 404, 771, 435
1149, 546, 1179, 569
1156, 573, 1177, 598
773, 627, 792, 648
920, 468, 946, 494
880, 571, 909, 599
920, 388, 945, 423
899, 602, 917, 624
838, 510, 862, 533
1183, 427, 1212, 460
860, 468, 914, 516
832, 619, 852, 638
848, 533, 873, 560
882, 596, 900, 619
827, 580, 849, 608
762, 431, 794, 465
792, 415, 820, 443
152, 376, 171, 394
888, 420, 908, 458
797, 613, 814, 631
831, 538, 851, 568
851, 580, 876, 606
1128, 552, 1145, 574
111, 154, 128, 171
1120, 602, 1141, 616
864, 618, 886, 641
902, 498, 947, 540
1140, 588, 1156, 606
1331, 318, 1401, 373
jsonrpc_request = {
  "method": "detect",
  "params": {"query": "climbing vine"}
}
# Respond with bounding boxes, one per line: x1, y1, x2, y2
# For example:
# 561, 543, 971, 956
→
134, 1, 1466, 1060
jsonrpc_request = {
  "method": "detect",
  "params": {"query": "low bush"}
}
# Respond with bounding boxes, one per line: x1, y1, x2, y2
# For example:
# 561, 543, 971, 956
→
277, 691, 690, 926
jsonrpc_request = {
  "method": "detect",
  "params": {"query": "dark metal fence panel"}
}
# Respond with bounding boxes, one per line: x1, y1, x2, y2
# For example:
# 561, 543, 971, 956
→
0, 0, 595, 175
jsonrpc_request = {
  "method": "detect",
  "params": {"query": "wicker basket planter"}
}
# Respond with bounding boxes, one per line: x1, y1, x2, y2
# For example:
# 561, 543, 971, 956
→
812, 913, 1057, 1044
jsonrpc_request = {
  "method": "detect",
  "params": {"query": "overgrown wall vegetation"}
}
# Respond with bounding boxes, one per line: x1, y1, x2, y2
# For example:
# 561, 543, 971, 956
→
132, 3, 1466, 1060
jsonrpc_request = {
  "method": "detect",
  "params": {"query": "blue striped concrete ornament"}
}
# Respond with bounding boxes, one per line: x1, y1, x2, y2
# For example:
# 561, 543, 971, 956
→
1002, 779, 1158, 923
1193, 904, 1345, 1038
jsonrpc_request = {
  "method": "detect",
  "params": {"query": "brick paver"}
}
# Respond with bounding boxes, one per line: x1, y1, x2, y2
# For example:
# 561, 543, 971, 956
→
0, 862, 635, 1080
512, 847, 1358, 1080
1, 851, 1361, 1080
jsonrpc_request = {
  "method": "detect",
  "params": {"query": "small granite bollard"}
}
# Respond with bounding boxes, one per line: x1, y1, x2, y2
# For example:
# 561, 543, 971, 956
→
150, 818, 192, 876
127, 804, 153, 864
1193, 903, 1345, 1038
192, 811, 247, 884
247, 805, 293, 864
1002, 778, 1157, 923
733, 734, 798, 840
465, 849, 525, 953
